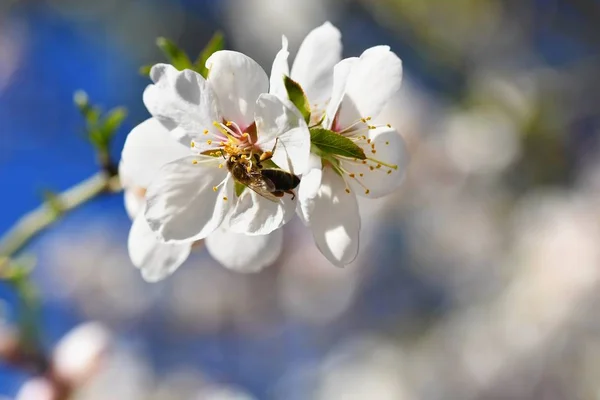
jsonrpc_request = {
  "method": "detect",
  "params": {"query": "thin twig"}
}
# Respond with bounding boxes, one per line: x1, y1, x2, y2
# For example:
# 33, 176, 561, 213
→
0, 172, 121, 258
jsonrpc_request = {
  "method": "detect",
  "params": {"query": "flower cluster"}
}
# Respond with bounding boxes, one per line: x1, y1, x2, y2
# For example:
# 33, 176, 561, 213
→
120, 22, 407, 281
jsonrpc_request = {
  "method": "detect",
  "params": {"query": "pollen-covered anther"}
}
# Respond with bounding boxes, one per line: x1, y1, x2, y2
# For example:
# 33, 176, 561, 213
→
372, 150, 377, 154
367, 139, 372, 144
226, 121, 233, 127
192, 160, 198, 165
385, 141, 389, 145
359, 173, 364, 177
362, 160, 367, 164
349, 173, 355, 178
387, 170, 392, 175
203, 129, 209, 135
365, 189, 370, 195
212, 186, 218, 192
207, 139, 212, 145
368, 125, 377, 130
369, 166, 375, 171
218, 164, 223, 169
376, 164, 382, 169
345, 188, 351, 194
190, 141, 195, 148
223, 196, 228, 201
386, 123, 392, 128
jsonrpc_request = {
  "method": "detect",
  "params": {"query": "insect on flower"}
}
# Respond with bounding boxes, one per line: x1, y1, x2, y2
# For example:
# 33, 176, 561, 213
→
221, 140, 301, 202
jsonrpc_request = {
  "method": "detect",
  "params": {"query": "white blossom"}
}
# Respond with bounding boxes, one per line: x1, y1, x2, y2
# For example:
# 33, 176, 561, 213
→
120, 118, 284, 281
271, 23, 408, 266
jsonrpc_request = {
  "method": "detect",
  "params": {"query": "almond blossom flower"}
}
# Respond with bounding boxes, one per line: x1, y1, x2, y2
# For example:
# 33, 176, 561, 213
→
271, 23, 408, 266
140, 51, 310, 245
120, 118, 284, 282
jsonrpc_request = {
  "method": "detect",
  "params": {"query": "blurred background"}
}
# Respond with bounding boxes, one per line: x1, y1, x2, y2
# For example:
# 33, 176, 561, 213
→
1, 0, 600, 398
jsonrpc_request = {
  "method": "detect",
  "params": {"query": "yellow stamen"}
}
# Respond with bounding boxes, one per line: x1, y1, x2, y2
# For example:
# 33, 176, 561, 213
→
223, 196, 228, 201
213, 186, 218, 192
207, 139, 212, 145
192, 160, 198, 165
204, 129, 209, 135
365, 189, 370, 195
345, 188, 351, 194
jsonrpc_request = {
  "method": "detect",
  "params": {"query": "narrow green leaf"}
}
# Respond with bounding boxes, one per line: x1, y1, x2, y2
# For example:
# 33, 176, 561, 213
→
234, 181, 246, 197
101, 107, 128, 138
139, 65, 152, 76
195, 31, 225, 78
156, 37, 193, 71
74, 91, 100, 125
310, 128, 366, 160
284, 76, 311, 124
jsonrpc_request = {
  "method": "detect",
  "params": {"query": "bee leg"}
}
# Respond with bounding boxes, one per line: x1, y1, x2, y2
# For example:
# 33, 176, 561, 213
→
284, 190, 297, 200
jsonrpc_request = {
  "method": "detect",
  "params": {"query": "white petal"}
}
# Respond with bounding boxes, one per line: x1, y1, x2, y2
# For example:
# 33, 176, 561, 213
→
206, 50, 269, 129
124, 189, 144, 220
143, 64, 222, 146
324, 57, 358, 130
335, 46, 403, 128
206, 227, 283, 273
342, 126, 408, 198
128, 213, 191, 282
269, 35, 290, 100
120, 118, 190, 188
296, 154, 322, 225
290, 21, 342, 109
255, 93, 310, 174
145, 156, 232, 243
309, 167, 360, 266
227, 189, 296, 235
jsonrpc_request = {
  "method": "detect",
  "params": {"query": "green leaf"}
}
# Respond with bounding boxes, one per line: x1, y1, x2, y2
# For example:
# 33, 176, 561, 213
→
284, 76, 311, 124
194, 31, 225, 78
139, 64, 152, 76
74, 91, 100, 125
156, 37, 193, 71
101, 107, 128, 138
310, 128, 366, 160
234, 181, 246, 197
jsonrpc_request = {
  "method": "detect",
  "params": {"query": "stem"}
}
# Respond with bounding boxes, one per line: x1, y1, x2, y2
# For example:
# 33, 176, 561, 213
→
0, 172, 121, 258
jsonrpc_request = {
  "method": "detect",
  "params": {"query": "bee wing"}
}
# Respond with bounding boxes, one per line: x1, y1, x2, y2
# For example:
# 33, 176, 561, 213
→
245, 174, 280, 202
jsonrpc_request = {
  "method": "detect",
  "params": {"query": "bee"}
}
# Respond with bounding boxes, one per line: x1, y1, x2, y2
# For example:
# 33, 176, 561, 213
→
225, 152, 301, 202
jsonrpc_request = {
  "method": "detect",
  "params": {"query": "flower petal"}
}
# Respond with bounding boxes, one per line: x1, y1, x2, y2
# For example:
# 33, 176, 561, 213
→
269, 35, 290, 100
206, 227, 283, 273
255, 93, 310, 174
296, 154, 322, 225
124, 188, 144, 220
335, 46, 403, 128
120, 118, 190, 188
309, 167, 360, 266
324, 57, 358, 130
290, 22, 342, 110
128, 213, 191, 282
143, 64, 222, 146
227, 189, 296, 235
342, 126, 409, 198
206, 50, 269, 129
145, 156, 232, 243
